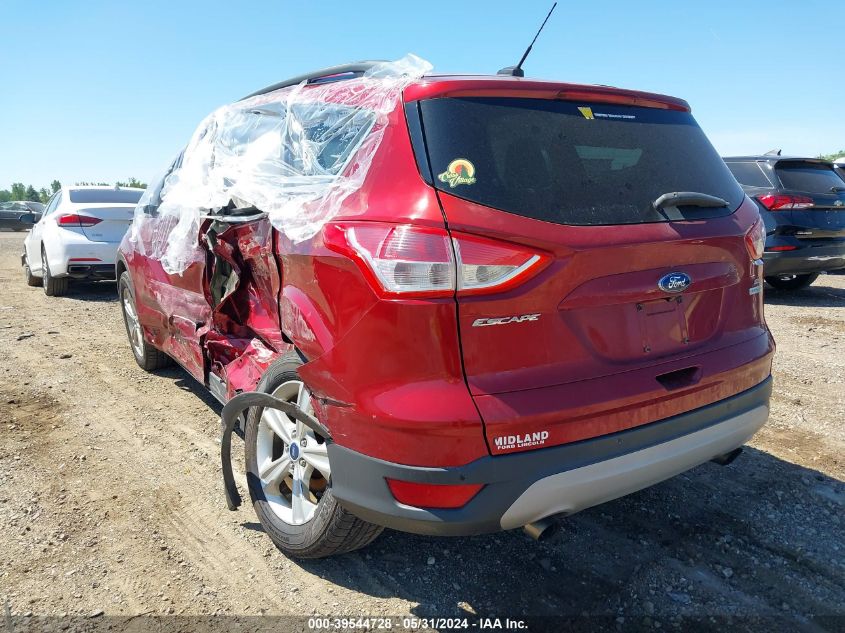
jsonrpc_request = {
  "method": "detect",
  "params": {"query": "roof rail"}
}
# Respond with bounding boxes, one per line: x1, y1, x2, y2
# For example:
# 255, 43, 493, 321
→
240, 61, 387, 100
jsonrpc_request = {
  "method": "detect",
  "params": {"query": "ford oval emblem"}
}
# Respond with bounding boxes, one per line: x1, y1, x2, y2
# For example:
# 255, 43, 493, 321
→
658, 272, 692, 293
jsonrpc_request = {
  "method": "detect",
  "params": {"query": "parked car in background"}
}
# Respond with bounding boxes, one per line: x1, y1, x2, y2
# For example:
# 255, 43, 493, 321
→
21, 186, 143, 296
0, 200, 44, 231
119, 62, 774, 559
723, 156, 845, 290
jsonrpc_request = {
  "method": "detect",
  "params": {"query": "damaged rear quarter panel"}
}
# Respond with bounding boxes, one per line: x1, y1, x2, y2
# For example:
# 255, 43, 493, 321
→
204, 219, 291, 398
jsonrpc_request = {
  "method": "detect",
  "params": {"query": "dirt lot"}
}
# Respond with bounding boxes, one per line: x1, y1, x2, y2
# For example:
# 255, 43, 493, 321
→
0, 230, 843, 632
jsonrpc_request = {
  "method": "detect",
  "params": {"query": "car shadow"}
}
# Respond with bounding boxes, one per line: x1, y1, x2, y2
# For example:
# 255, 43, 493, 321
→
166, 372, 223, 414
62, 280, 119, 303
241, 522, 265, 533
287, 446, 843, 628
764, 280, 845, 307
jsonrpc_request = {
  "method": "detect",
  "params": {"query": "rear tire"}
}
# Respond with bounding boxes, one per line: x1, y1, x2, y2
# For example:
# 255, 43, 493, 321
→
118, 271, 172, 371
41, 249, 68, 296
23, 256, 41, 287
765, 273, 819, 291
245, 353, 383, 559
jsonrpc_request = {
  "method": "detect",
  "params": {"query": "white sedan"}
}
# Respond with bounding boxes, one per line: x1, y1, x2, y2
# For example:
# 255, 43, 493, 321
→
22, 186, 143, 296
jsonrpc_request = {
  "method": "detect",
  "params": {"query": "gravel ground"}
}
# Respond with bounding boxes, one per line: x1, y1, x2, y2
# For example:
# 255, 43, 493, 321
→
0, 231, 843, 632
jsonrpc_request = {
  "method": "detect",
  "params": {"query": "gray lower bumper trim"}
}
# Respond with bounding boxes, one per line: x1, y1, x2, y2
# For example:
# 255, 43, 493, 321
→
499, 404, 768, 529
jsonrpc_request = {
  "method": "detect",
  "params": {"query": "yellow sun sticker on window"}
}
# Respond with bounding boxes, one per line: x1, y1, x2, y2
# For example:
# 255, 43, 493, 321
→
437, 158, 477, 188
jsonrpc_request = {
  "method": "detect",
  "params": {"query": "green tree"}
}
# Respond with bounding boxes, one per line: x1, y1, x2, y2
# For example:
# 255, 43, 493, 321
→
38, 188, 51, 203
819, 151, 845, 161
24, 185, 40, 202
50, 179, 61, 193
10, 183, 26, 200
0, 190, 11, 203
116, 177, 147, 188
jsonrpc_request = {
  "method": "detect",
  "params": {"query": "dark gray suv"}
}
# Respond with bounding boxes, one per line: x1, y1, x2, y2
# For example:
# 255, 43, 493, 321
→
724, 155, 845, 290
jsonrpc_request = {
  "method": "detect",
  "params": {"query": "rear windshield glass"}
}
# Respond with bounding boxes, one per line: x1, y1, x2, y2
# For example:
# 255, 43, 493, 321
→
726, 162, 773, 188
68, 189, 144, 204
775, 162, 845, 194
419, 98, 744, 225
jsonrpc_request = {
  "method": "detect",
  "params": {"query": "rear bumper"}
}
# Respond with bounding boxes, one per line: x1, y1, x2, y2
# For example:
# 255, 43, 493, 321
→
48, 235, 119, 277
763, 242, 845, 276
329, 377, 771, 536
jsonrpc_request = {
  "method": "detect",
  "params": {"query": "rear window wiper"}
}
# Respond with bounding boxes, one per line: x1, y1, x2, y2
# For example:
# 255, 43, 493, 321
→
653, 191, 729, 210
829, 185, 845, 193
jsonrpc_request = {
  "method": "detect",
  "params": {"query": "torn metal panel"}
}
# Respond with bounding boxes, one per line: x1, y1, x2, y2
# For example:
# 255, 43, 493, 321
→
200, 216, 288, 397
221, 337, 278, 400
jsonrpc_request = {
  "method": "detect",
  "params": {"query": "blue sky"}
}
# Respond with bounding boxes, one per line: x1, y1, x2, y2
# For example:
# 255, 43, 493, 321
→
1, 0, 842, 188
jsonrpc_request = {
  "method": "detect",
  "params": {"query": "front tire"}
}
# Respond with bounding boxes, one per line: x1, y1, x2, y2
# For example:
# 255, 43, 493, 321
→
119, 271, 172, 371
765, 273, 819, 291
41, 249, 68, 296
245, 353, 382, 559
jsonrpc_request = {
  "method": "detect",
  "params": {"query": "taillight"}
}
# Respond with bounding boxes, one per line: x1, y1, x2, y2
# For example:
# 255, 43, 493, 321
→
328, 223, 455, 297
385, 479, 484, 509
453, 232, 547, 295
58, 214, 102, 228
745, 218, 765, 260
756, 194, 813, 211
765, 245, 797, 252
324, 222, 549, 298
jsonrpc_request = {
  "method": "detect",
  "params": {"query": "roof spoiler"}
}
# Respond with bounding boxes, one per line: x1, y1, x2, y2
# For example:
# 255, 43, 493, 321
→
240, 61, 387, 100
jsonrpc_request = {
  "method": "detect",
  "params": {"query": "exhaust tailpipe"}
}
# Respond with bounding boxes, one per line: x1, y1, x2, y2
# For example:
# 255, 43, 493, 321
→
711, 447, 743, 466
523, 518, 558, 541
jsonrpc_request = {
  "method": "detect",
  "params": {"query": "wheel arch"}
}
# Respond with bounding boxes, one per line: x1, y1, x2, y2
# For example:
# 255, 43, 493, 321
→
115, 253, 129, 287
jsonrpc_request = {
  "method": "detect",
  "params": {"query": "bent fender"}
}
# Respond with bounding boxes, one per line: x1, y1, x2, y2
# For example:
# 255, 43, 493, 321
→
220, 391, 332, 511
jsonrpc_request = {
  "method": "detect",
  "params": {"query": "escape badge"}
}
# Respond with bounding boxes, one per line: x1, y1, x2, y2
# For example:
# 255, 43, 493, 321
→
438, 158, 477, 188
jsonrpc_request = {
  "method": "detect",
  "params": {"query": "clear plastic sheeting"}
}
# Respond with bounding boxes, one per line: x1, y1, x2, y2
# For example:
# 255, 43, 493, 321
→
127, 54, 432, 274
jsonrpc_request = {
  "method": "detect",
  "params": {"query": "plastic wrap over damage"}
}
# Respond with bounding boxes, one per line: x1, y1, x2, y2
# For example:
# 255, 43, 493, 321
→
126, 54, 432, 274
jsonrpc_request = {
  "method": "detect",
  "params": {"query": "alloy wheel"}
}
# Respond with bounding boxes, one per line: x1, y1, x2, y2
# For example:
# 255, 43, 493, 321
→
121, 287, 144, 358
255, 380, 329, 525
41, 251, 48, 289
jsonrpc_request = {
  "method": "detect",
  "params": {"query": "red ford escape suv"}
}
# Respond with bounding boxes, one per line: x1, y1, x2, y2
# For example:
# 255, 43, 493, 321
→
118, 59, 774, 558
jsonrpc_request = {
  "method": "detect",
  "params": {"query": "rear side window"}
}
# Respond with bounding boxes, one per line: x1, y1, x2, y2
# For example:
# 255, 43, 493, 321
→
419, 97, 744, 226
68, 189, 144, 204
217, 102, 375, 178
726, 162, 773, 188
775, 162, 845, 193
